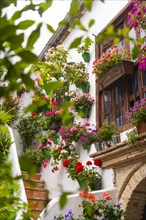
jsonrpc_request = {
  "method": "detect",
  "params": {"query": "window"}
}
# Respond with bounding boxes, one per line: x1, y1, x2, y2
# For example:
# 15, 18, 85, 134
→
96, 3, 146, 130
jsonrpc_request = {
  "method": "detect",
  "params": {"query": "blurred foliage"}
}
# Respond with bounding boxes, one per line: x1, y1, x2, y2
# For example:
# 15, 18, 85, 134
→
15, 115, 41, 150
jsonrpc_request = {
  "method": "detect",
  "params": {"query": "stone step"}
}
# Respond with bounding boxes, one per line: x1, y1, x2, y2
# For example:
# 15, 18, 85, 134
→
25, 188, 49, 200
22, 171, 41, 181
28, 198, 48, 212
23, 179, 45, 190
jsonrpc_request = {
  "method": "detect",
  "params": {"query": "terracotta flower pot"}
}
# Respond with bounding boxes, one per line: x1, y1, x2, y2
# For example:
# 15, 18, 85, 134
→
137, 120, 146, 134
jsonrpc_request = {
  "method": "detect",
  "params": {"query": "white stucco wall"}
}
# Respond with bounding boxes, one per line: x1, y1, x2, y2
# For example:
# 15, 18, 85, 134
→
41, 0, 129, 199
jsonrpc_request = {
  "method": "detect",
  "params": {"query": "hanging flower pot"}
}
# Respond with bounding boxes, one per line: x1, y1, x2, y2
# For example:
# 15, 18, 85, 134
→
82, 52, 90, 62
79, 106, 90, 118
89, 180, 101, 191
75, 82, 90, 93
81, 82, 90, 93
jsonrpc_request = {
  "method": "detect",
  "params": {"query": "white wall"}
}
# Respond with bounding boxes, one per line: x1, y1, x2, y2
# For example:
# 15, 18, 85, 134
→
41, 0, 129, 199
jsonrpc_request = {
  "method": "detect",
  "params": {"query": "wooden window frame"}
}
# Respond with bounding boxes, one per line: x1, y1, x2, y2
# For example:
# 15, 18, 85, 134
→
95, 3, 146, 132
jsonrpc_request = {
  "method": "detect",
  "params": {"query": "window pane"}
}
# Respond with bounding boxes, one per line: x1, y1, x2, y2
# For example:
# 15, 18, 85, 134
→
115, 107, 123, 127
128, 73, 138, 95
142, 70, 146, 86
115, 85, 122, 104
104, 92, 111, 111
144, 92, 146, 98
128, 76, 133, 95
133, 73, 138, 92
104, 114, 111, 124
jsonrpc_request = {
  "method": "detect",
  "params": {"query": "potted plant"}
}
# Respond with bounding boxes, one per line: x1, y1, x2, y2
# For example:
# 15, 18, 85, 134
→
125, 98, 146, 134
20, 148, 46, 172
54, 191, 124, 220
59, 122, 98, 150
77, 37, 93, 62
62, 153, 102, 191
64, 62, 90, 93
97, 121, 117, 148
71, 93, 94, 118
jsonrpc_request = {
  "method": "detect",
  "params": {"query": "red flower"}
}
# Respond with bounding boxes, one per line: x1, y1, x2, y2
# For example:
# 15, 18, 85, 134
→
75, 165, 84, 173
57, 147, 63, 151
47, 141, 52, 145
94, 159, 102, 167
76, 161, 82, 167
31, 112, 36, 117
52, 100, 57, 106
50, 136, 53, 141
39, 143, 45, 150
62, 160, 70, 167
102, 192, 112, 200
86, 161, 92, 166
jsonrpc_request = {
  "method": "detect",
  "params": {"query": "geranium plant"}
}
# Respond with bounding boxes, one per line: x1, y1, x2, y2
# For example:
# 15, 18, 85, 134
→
59, 122, 98, 149
62, 152, 101, 190
77, 37, 93, 63
78, 191, 124, 220
92, 46, 130, 76
53, 191, 124, 220
125, 98, 146, 126
64, 62, 89, 85
71, 93, 94, 118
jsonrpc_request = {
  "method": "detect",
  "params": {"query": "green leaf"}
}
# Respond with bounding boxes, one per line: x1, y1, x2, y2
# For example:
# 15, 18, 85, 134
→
113, 37, 120, 45
18, 20, 35, 29
73, 19, 86, 31
69, 36, 83, 49
59, 192, 72, 209
8, 33, 24, 50
1, 25, 17, 38
26, 23, 42, 50
38, 0, 53, 16
83, 0, 92, 11
17, 50, 38, 63
10, 11, 22, 23
21, 74, 34, 90
131, 46, 140, 59
46, 24, 55, 33
58, 19, 68, 27
44, 81, 63, 94
88, 19, 95, 28
69, 0, 80, 18
0, 15, 8, 29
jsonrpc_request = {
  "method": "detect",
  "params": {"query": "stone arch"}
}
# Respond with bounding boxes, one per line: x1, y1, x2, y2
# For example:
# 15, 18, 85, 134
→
119, 164, 146, 220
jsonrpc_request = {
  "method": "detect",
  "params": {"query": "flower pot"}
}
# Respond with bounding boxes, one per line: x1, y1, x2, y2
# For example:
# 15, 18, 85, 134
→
98, 60, 134, 92
81, 82, 90, 93
137, 120, 146, 134
79, 107, 90, 118
94, 142, 103, 151
112, 134, 121, 145
89, 181, 101, 191
82, 52, 90, 62
82, 143, 91, 151
75, 82, 90, 93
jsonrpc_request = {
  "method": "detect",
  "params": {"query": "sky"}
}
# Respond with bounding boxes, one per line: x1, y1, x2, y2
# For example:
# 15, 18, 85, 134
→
5, 0, 71, 55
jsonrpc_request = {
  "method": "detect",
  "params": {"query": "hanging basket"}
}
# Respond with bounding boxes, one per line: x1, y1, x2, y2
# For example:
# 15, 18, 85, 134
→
75, 82, 90, 93
82, 52, 90, 62
78, 106, 90, 118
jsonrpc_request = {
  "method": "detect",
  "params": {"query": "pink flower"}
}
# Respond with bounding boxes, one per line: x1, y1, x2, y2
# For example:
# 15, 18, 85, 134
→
70, 127, 77, 132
